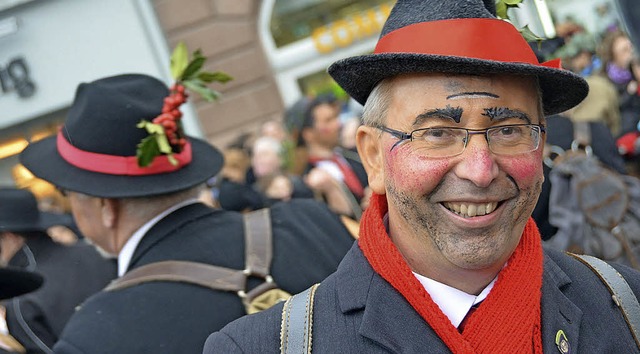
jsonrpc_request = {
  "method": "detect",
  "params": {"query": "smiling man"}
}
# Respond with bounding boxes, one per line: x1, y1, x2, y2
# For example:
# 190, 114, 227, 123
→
203, 0, 640, 353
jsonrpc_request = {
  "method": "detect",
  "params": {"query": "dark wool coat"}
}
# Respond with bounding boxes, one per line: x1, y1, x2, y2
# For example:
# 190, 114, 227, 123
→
4, 235, 116, 354
204, 243, 640, 353
52, 200, 355, 354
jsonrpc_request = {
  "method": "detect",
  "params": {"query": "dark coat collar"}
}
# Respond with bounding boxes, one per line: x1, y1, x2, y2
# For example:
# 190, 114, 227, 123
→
127, 202, 215, 270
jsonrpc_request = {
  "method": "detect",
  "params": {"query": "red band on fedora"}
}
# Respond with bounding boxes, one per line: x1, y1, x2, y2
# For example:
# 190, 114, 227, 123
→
56, 132, 193, 175
375, 18, 562, 69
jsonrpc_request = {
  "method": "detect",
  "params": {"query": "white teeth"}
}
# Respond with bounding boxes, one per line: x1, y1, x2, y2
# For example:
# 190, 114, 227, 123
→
467, 204, 477, 217
444, 202, 498, 218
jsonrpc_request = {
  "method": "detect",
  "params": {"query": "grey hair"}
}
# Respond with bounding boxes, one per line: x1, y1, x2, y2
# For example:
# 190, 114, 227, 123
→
361, 79, 394, 128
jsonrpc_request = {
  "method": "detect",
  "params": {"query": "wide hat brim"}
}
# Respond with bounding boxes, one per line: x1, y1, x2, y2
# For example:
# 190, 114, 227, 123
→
0, 267, 43, 300
20, 135, 223, 198
328, 53, 589, 116
0, 211, 72, 233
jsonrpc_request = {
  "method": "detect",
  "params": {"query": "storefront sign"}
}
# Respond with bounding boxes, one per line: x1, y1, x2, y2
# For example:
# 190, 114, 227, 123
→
311, 3, 392, 54
0, 57, 35, 99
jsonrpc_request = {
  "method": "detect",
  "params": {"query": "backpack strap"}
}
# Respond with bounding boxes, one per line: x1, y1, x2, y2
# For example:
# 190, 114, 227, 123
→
280, 284, 319, 354
106, 208, 273, 295
104, 260, 246, 292
243, 208, 272, 278
568, 253, 640, 348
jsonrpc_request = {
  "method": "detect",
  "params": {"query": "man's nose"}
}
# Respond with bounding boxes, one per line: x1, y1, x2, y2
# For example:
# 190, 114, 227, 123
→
452, 134, 499, 188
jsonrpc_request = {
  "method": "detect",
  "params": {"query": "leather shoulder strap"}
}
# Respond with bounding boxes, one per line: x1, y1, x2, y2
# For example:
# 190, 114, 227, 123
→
569, 253, 640, 348
106, 208, 274, 293
104, 260, 246, 292
280, 284, 319, 354
243, 208, 272, 278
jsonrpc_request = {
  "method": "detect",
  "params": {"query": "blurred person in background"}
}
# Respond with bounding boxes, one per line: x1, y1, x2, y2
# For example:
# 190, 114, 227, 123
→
0, 188, 116, 354
556, 32, 622, 136
300, 94, 369, 218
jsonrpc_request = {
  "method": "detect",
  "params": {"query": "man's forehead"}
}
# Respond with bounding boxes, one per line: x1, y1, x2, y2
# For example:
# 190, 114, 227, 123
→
390, 73, 534, 93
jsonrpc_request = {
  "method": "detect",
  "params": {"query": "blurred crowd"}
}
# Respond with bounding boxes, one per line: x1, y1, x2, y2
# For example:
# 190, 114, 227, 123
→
534, 18, 640, 176
210, 93, 370, 222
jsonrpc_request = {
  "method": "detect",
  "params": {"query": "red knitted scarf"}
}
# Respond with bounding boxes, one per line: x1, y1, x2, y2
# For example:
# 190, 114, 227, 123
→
358, 194, 544, 354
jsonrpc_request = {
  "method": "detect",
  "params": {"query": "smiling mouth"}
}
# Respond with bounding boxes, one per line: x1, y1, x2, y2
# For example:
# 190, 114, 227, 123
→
443, 201, 499, 218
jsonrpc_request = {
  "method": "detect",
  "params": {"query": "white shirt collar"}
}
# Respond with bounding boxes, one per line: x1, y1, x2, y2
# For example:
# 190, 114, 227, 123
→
117, 199, 200, 276
413, 271, 496, 328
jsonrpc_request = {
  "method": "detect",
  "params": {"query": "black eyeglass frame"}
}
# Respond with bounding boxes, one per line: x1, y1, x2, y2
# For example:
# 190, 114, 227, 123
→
377, 123, 547, 155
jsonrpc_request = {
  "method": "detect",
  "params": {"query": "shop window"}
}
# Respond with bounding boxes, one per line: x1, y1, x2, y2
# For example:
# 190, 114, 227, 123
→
271, 0, 393, 49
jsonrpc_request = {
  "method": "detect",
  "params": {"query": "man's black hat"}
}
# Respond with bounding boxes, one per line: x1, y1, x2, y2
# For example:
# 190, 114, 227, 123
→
19, 74, 224, 198
0, 188, 61, 232
0, 267, 43, 300
328, 0, 589, 115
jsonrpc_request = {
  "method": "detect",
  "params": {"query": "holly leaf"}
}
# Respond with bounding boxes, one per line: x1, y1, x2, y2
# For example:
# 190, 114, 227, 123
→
496, 1, 508, 19
519, 25, 544, 42
182, 55, 206, 81
137, 135, 161, 167
170, 42, 189, 80
154, 133, 173, 154
183, 80, 220, 102
198, 71, 233, 84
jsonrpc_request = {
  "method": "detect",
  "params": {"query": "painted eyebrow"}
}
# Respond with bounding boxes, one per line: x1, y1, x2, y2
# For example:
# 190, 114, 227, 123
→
413, 105, 463, 126
447, 91, 499, 99
482, 107, 531, 123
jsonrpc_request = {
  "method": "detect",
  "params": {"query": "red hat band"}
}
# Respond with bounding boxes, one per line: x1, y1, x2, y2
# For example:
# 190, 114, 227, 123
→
56, 131, 193, 176
375, 18, 562, 69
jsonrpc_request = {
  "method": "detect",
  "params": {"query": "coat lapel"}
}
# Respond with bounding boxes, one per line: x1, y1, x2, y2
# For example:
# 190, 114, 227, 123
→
335, 243, 451, 353
541, 253, 583, 354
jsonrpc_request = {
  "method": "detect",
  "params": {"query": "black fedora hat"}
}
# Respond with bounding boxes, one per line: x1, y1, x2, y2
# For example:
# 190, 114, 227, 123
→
19, 74, 224, 198
328, 0, 589, 116
0, 188, 50, 232
0, 267, 44, 300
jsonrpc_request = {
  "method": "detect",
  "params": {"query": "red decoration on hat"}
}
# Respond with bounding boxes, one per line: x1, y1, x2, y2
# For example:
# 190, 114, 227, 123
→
136, 42, 232, 167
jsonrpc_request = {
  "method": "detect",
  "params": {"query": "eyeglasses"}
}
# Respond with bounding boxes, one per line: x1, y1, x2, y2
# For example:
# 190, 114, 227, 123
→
377, 123, 546, 158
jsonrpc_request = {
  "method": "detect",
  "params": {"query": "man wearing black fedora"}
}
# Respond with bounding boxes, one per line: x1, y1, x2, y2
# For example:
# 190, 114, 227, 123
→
0, 188, 116, 354
204, 0, 640, 353
19, 73, 354, 353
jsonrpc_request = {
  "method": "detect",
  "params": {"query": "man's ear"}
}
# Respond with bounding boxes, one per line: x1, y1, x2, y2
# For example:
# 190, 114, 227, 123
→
356, 126, 385, 194
100, 198, 119, 229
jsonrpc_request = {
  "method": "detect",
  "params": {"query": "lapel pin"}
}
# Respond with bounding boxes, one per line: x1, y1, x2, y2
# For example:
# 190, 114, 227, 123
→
555, 329, 570, 354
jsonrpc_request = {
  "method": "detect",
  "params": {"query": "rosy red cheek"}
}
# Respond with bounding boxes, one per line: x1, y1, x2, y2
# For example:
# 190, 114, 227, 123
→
501, 155, 543, 184
384, 141, 450, 189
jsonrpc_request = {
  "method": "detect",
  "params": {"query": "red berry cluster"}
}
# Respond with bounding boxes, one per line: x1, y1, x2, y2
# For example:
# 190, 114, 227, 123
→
153, 84, 188, 150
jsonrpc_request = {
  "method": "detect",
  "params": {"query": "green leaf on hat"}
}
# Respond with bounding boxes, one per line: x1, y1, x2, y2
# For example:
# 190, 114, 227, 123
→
496, 1, 508, 19
183, 80, 220, 102
182, 51, 206, 81
198, 71, 233, 84
519, 25, 544, 43
136, 121, 178, 166
137, 135, 161, 167
170, 42, 189, 81
154, 132, 173, 154
502, 0, 523, 5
